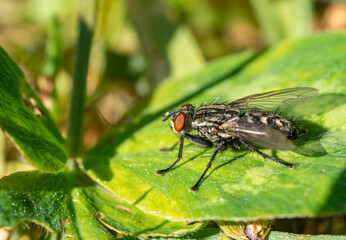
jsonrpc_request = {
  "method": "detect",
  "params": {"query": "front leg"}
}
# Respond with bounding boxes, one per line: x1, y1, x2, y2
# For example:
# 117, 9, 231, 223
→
156, 135, 185, 175
160, 140, 180, 152
185, 133, 213, 148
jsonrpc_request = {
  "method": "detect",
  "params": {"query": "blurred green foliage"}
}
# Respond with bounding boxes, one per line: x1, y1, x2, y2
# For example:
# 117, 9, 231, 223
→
0, 0, 345, 239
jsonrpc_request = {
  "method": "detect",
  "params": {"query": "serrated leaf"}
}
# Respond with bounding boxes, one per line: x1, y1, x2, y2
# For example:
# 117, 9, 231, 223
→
84, 32, 346, 221
0, 46, 67, 171
0, 168, 206, 238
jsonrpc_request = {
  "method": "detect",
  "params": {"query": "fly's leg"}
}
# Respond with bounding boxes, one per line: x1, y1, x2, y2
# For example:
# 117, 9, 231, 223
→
239, 140, 296, 168
156, 135, 185, 175
190, 141, 226, 192
185, 133, 213, 148
157, 134, 212, 176
160, 141, 180, 152
229, 139, 241, 151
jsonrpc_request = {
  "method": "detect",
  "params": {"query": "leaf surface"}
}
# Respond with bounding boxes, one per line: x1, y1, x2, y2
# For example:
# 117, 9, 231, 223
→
0, 168, 206, 238
0, 46, 67, 171
84, 32, 346, 221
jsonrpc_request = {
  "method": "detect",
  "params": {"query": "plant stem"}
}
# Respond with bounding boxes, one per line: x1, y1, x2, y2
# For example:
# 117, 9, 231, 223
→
67, 1, 95, 157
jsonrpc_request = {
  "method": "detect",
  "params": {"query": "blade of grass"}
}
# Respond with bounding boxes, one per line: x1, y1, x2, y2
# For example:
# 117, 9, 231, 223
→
67, 1, 95, 156
42, 17, 62, 120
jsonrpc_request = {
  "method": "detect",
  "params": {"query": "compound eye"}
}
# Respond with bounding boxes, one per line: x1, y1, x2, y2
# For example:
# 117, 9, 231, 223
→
180, 103, 192, 109
174, 113, 186, 133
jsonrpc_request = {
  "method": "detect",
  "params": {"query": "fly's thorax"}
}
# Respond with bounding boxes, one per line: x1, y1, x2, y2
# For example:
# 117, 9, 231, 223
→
192, 104, 241, 128
165, 103, 195, 135
191, 104, 241, 142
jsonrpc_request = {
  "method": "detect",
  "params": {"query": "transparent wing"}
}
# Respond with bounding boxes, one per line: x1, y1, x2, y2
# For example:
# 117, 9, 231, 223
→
219, 118, 295, 150
228, 87, 318, 112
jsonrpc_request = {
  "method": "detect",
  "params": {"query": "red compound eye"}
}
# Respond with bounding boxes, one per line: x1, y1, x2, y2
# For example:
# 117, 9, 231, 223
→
180, 103, 192, 109
174, 112, 186, 133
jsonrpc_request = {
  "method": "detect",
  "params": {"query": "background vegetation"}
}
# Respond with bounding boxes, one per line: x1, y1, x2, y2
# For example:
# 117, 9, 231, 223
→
0, 0, 345, 239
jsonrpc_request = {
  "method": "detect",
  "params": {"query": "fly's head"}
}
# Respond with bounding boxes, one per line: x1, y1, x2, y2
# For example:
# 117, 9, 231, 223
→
163, 103, 194, 135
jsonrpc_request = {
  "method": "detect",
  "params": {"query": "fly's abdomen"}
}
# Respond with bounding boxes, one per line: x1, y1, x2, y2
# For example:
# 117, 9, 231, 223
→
246, 111, 298, 139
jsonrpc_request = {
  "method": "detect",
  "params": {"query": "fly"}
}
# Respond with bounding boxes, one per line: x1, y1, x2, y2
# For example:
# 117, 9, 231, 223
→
156, 87, 318, 192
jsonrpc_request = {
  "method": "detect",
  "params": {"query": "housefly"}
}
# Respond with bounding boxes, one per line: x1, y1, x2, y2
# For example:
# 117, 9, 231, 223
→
156, 87, 318, 192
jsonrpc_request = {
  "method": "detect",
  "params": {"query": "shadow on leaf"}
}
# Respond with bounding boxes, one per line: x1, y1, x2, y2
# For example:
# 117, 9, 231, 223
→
292, 92, 346, 157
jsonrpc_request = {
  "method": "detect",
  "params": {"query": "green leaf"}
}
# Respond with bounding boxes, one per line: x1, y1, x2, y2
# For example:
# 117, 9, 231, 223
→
167, 26, 206, 79
127, 0, 205, 89
0, 168, 206, 238
0, 46, 67, 171
84, 32, 346, 221
250, 0, 312, 44
268, 231, 346, 240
